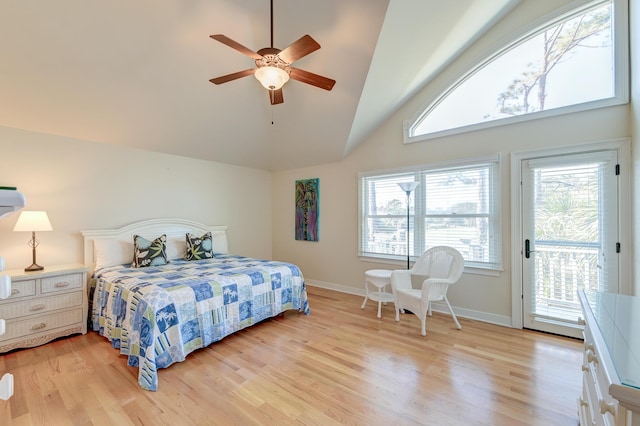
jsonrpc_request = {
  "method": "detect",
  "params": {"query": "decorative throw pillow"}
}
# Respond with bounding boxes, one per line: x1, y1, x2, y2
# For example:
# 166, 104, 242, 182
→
132, 234, 167, 268
185, 232, 214, 261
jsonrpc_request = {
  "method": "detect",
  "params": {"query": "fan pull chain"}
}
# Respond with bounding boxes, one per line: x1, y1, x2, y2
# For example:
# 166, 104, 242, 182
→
269, 90, 275, 124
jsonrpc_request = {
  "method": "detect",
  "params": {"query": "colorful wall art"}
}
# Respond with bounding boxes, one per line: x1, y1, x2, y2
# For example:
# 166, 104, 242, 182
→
295, 178, 319, 241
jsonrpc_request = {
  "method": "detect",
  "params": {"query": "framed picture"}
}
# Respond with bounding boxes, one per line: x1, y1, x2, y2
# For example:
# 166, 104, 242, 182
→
295, 178, 319, 241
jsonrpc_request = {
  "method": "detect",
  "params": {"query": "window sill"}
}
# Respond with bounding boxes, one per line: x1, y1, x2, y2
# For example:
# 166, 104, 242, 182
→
358, 255, 502, 277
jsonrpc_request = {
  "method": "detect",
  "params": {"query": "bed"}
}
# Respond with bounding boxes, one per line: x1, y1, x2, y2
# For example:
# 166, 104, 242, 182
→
82, 218, 309, 391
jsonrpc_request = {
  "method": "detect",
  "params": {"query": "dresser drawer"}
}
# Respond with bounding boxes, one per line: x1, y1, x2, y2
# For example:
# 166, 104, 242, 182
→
0, 291, 82, 320
41, 273, 83, 294
0, 307, 84, 341
591, 352, 619, 425
581, 374, 597, 426
583, 324, 620, 426
4, 279, 36, 300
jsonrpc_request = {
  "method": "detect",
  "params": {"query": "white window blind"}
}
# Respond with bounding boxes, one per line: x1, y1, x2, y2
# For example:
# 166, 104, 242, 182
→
526, 151, 617, 323
359, 155, 501, 270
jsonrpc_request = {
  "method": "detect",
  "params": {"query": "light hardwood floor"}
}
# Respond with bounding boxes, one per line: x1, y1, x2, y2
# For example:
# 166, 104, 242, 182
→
0, 286, 582, 425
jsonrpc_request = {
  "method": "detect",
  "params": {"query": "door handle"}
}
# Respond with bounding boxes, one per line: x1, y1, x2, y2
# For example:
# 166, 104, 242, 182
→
525, 239, 535, 258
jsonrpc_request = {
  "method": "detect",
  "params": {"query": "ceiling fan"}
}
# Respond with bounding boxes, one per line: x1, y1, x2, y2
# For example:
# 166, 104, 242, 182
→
209, 0, 336, 105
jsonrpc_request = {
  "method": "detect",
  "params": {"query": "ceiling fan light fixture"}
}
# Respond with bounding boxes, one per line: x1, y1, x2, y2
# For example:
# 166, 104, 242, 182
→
254, 66, 290, 90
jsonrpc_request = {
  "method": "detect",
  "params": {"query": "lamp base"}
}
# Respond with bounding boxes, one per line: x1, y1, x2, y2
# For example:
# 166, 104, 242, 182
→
24, 263, 43, 272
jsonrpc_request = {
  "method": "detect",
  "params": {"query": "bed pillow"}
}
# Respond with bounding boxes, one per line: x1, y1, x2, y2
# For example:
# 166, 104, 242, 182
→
211, 231, 229, 254
185, 232, 214, 261
93, 239, 134, 269
132, 234, 168, 267
166, 236, 186, 261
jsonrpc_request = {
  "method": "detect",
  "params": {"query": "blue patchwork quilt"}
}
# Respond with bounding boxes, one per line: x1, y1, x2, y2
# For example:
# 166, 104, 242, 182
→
90, 255, 310, 391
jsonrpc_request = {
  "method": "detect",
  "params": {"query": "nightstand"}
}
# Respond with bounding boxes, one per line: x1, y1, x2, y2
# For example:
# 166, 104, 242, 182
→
0, 264, 88, 353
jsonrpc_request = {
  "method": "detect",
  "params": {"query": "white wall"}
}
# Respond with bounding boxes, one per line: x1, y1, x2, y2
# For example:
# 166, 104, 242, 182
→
272, 0, 633, 324
0, 126, 272, 271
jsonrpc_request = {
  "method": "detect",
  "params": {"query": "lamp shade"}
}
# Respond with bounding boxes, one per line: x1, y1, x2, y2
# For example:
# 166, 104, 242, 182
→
254, 66, 290, 90
13, 211, 53, 232
398, 181, 420, 195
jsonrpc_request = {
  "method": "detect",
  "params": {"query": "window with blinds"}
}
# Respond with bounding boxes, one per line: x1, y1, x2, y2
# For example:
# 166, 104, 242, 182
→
359, 155, 501, 270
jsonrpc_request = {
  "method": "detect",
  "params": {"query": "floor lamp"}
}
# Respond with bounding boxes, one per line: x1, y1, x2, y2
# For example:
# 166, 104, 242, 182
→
397, 182, 420, 269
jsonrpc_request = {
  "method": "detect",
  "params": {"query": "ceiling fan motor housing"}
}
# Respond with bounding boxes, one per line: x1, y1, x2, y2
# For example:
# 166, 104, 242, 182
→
254, 48, 291, 90
256, 49, 291, 71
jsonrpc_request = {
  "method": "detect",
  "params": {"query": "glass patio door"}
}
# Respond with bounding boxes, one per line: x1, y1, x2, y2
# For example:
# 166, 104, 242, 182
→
521, 150, 619, 338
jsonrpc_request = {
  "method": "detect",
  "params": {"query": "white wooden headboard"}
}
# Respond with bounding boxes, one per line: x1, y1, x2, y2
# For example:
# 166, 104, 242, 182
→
81, 218, 228, 268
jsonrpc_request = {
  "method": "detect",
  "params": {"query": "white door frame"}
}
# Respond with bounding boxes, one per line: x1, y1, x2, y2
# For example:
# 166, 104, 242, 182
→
510, 138, 631, 329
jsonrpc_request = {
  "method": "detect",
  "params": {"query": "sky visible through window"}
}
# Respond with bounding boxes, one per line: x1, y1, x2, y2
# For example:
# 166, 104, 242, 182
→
412, 2, 613, 136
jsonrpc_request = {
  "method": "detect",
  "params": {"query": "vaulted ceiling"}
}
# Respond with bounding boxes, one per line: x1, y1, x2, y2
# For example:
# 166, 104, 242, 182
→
0, 0, 520, 171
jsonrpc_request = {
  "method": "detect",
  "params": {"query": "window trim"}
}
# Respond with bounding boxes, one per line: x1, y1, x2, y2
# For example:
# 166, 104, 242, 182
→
358, 154, 502, 272
403, 0, 629, 144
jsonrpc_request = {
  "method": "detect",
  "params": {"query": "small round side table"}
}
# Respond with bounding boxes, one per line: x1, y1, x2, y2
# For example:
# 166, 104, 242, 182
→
361, 269, 394, 318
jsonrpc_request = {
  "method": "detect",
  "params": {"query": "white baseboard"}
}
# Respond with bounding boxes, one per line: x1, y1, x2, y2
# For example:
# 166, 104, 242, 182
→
428, 301, 512, 328
306, 279, 366, 297
305, 280, 513, 328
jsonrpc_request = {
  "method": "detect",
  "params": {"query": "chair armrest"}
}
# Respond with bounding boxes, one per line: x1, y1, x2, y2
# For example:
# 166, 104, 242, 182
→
421, 278, 456, 300
423, 277, 456, 286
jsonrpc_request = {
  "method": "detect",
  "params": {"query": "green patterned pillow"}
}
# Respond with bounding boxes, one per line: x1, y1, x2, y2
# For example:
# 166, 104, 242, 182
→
132, 234, 167, 267
185, 232, 214, 261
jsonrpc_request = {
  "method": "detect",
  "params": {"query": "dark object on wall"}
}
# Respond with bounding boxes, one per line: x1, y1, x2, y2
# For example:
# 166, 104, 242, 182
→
295, 178, 319, 242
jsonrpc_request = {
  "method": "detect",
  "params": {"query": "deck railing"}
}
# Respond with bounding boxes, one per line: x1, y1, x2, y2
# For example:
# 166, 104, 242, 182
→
532, 241, 601, 321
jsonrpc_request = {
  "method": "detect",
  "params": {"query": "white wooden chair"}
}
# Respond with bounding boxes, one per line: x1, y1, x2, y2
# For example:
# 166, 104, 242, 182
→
391, 246, 464, 336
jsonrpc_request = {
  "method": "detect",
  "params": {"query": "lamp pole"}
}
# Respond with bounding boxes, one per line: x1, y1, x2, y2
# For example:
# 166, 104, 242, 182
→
397, 182, 420, 269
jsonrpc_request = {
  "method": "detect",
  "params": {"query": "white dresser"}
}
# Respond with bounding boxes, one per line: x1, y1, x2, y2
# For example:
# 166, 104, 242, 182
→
0, 264, 88, 353
578, 290, 640, 426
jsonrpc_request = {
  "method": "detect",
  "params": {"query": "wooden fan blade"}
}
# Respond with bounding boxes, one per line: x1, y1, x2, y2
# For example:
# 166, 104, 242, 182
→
210, 34, 263, 60
269, 88, 284, 105
278, 35, 320, 64
209, 69, 256, 85
289, 68, 336, 91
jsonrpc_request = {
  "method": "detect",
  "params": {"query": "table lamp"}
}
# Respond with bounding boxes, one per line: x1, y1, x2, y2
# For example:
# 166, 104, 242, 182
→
13, 211, 53, 271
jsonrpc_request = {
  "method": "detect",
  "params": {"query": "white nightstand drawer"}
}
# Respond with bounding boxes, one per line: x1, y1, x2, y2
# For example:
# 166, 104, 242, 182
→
41, 273, 83, 294
0, 307, 84, 342
4, 279, 36, 299
0, 291, 82, 320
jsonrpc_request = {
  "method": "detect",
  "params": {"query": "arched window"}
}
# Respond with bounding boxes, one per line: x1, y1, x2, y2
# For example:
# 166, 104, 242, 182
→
405, 0, 627, 142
